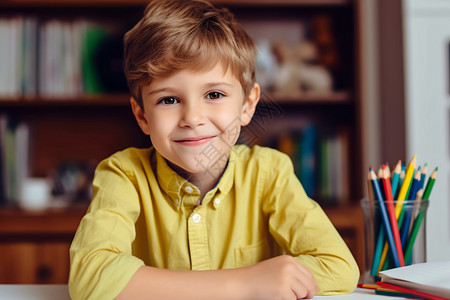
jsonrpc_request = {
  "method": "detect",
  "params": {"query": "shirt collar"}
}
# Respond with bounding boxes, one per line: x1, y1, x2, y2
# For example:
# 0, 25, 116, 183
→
154, 147, 237, 208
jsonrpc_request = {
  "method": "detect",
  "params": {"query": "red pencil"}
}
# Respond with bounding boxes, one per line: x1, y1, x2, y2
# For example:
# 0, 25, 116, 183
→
377, 282, 449, 300
381, 165, 405, 266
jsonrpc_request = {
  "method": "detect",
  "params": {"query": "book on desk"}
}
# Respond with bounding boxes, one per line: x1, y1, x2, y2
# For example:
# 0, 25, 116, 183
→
378, 261, 450, 300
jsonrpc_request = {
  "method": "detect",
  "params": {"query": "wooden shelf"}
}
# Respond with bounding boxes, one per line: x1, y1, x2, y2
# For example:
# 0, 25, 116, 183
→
0, 205, 87, 284
0, 204, 365, 277
262, 91, 352, 104
1, 0, 351, 8
0, 94, 131, 108
0, 91, 351, 108
0, 0, 365, 282
0, 205, 87, 239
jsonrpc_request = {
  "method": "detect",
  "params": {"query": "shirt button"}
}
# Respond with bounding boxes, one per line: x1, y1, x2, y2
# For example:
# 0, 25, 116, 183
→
174, 199, 179, 205
214, 198, 220, 205
184, 186, 194, 194
192, 213, 201, 223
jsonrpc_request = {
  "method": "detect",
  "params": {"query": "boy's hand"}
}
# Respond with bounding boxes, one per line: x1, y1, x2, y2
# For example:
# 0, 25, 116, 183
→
238, 255, 318, 300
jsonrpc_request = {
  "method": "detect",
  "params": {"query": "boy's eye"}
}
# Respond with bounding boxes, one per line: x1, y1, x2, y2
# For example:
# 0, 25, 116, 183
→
206, 91, 224, 100
158, 97, 179, 105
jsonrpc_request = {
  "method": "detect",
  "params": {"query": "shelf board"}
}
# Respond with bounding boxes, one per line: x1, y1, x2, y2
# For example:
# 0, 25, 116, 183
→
262, 91, 352, 104
0, 91, 351, 108
1, 0, 351, 7
0, 92, 352, 108
0, 204, 88, 237
0, 94, 131, 108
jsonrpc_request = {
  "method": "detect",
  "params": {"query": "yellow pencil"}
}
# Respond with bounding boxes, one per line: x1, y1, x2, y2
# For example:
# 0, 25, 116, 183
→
395, 155, 416, 217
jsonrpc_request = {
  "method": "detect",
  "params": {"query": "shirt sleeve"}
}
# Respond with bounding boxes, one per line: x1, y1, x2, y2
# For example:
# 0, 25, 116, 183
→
262, 150, 360, 295
69, 155, 145, 300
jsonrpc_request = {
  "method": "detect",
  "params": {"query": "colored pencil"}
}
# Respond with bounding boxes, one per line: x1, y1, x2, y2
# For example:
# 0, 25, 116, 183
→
371, 222, 385, 276
404, 168, 437, 264
419, 163, 427, 189
378, 167, 384, 198
377, 282, 448, 300
395, 155, 416, 216
377, 157, 415, 271
385, 162, 391, 178
370, 168, 402, 268
375, 288, 422, 298
381, 165, 404, 266
409, 188, 423, 236
396, 168, 405, 199
367, 168, 375, 203
370, 169, 386, 276
400, 169, 422, 246
357, 283, 378, 290
391, 160, 401, 198
372, 227, 386, 276
422, 167, 437, 200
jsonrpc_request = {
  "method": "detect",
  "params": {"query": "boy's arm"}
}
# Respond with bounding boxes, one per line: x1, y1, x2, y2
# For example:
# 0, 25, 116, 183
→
69, 156, 145, 300
116, 255, 318, 300
262, 152, 360, 295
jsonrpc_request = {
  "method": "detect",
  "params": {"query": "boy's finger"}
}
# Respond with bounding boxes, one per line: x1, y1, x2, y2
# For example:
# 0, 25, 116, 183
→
291, 278, 316, 299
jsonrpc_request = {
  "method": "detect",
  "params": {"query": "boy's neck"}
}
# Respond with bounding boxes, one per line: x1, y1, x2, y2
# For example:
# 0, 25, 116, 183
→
167, 158, 229, 204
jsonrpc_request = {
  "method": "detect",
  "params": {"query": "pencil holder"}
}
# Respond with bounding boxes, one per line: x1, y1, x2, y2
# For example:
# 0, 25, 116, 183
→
360, 198, 429, 283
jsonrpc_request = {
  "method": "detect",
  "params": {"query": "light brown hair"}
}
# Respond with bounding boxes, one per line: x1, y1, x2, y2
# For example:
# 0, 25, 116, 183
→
124, 0, 257, 108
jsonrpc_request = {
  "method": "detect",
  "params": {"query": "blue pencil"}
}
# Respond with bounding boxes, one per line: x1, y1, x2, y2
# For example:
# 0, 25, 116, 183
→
400, 169, 421, 247
369, 168, 401, 268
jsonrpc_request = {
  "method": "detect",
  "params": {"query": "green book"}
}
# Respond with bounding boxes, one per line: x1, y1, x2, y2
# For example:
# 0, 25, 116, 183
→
81, 22, 109, 94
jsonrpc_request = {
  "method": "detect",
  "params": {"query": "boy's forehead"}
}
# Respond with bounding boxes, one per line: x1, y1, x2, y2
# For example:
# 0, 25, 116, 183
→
143, 62, 241, 91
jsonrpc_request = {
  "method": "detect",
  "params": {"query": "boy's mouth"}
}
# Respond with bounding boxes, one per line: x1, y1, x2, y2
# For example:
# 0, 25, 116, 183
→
174, 136, 216, 146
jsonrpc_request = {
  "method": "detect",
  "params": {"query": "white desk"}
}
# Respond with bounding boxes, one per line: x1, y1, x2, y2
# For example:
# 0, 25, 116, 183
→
0, 285, 70, 300
0, 285, 408, 300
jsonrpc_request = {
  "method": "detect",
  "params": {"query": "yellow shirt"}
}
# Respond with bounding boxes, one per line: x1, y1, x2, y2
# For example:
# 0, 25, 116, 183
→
69, 145, 359, 300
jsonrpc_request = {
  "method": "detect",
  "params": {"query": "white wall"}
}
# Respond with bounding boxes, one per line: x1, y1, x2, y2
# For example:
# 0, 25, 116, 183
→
403, 0, 450, 261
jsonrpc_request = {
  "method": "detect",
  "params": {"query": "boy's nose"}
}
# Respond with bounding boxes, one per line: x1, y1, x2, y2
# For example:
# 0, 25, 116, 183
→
179, 102, 206, 128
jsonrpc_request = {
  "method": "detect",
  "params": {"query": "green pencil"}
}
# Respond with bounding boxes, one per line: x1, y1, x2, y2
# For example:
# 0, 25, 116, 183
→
404, 168, 437, 264
422, 167, 437, 200
375, 289, 422, 299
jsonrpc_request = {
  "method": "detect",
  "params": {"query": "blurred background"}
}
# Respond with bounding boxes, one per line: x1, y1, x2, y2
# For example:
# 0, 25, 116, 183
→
0, 0, 448, 284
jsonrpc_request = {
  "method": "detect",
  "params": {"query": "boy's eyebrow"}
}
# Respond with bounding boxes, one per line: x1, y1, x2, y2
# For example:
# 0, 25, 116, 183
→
203, 81, 234, 89
147, 82, 234, 96
147, 87, 176, 96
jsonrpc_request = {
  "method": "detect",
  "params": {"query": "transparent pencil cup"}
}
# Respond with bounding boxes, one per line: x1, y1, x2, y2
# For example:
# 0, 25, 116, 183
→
360, 198, 429, 283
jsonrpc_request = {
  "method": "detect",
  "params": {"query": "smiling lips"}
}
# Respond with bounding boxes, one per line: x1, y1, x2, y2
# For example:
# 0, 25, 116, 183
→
174, 136, 216, 146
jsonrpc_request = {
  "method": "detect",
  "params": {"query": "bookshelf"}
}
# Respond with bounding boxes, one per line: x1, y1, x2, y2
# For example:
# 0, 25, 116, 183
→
0, 0, 366, 282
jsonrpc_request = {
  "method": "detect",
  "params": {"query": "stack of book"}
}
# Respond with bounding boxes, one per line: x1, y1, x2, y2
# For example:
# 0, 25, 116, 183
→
359, 261, 450, 299
377, 261, 450, 299
0, 17, 121, 99
269, 123, 350, 206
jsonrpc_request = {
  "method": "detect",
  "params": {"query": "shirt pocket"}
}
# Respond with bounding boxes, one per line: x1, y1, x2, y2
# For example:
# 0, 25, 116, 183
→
234, 239, 272, 268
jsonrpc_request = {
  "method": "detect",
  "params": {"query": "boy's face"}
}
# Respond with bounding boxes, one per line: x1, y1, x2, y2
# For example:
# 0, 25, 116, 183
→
131, 62, 260, 176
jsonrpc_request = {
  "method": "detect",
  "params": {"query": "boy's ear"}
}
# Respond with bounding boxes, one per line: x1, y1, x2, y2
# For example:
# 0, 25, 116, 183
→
130, 97, 151, 135
240, 83, 260, 126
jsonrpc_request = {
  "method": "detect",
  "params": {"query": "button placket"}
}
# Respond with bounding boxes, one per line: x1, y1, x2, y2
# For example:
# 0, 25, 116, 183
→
187, 208, 210, 270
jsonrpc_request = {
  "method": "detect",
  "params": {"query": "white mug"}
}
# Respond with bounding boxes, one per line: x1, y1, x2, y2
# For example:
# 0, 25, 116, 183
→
19, 178, 51, 211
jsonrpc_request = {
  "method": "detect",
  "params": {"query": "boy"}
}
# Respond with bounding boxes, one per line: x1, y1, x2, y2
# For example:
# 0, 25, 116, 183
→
69, 0, 359, 299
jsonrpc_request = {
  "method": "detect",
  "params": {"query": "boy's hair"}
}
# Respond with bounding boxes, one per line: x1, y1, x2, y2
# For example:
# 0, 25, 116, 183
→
124, 0, 257, 108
